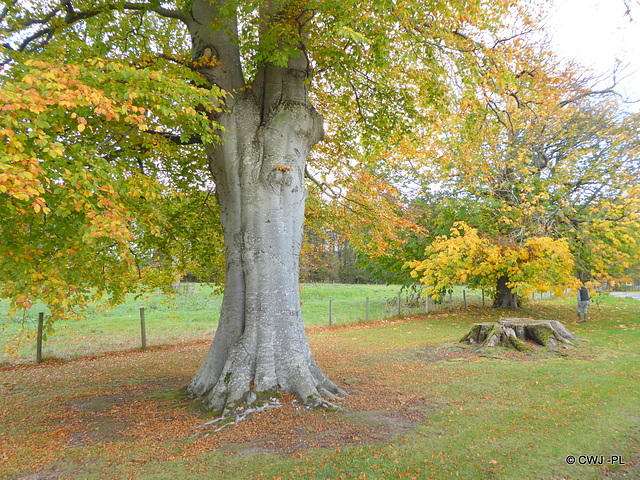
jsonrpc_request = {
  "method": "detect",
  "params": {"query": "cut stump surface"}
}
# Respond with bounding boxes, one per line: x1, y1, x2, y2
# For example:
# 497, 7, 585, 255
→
460, 318, 585, 352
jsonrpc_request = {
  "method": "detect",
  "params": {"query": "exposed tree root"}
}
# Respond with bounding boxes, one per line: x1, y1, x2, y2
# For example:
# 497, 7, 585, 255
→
193, 399, 283, 436
460, 317, 585, 351
192, 390, 344, 436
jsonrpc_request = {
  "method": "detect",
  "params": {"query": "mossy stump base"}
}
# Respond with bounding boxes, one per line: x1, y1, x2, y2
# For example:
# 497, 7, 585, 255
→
460, 318, 585, 352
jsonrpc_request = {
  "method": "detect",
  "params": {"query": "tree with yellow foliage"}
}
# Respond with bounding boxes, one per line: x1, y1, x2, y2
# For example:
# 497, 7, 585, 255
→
407, 222, 578, 308
405, 43, 640, 307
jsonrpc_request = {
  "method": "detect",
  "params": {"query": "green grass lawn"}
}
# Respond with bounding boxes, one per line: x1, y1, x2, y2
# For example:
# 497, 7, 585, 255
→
0, 283, 570, 363
1, 291, 638, 479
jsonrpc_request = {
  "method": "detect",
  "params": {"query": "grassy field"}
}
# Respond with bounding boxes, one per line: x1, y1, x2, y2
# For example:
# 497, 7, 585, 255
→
0, 283, 488, 362
1, 289, 638, 479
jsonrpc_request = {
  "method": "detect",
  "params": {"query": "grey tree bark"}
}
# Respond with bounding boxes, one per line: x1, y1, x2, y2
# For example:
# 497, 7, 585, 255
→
183, 1, 344, 414
493, 275, 519, 309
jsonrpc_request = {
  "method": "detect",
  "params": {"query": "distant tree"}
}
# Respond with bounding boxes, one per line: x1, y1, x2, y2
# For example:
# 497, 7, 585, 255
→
407, 222, 577, 307
300, 228, 380, 284
406, 44, 640, 307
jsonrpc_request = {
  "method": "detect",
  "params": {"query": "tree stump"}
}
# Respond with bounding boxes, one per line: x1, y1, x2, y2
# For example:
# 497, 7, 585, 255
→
460, 318, 585, 352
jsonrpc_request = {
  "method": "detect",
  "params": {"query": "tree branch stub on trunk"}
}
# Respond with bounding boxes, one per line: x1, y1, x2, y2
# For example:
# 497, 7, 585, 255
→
460, 318, 585, 352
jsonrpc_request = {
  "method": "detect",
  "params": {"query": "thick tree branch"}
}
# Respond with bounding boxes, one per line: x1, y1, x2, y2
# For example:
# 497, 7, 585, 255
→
149, 131, 204, 146
0, 1, 17, 23
304, 167, 384, 217
558, 87, 620, 108
122, 2, 185, 21
486, 98, 513, 133
6, 0, 186, 53
17, 3, 63, 27
185, 0, 244, 94
304, 166, 340, 199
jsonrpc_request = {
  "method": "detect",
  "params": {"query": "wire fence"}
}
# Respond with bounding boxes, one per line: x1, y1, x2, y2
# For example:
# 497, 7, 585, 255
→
321, 287, 564, 325
4, 282, 634, 364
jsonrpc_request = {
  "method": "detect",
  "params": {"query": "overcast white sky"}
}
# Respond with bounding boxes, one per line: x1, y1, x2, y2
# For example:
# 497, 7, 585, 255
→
545, 0, 640, 105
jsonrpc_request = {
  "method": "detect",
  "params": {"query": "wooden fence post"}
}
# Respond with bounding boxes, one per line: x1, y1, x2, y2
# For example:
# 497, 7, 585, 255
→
463, 290, 467, 308
366, 297, 369, 323
449, 292, 453, 311
329, 300, 333, 326
425, 295, 430, 314
139, 307, 147, 351
397, 291, 401, 316
482, 288, 485, 306
36, 312, 44, 363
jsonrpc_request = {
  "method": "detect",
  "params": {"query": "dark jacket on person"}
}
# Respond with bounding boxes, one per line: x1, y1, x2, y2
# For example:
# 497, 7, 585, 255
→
579, 286, 590, 302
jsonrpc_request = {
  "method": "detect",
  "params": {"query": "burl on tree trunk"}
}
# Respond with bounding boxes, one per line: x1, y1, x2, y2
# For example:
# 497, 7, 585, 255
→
460, 318, 585, 352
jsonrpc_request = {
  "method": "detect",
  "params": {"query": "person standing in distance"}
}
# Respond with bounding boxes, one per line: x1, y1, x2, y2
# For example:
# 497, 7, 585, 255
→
577, 285, 590, 323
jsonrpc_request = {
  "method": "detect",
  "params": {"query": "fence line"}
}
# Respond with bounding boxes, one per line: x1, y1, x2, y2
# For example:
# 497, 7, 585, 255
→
318, 287, 569, 327
21, 285, 582, 362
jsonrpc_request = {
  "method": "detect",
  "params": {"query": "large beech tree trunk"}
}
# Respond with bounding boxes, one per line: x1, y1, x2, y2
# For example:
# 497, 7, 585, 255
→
184, 1, 344, 414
